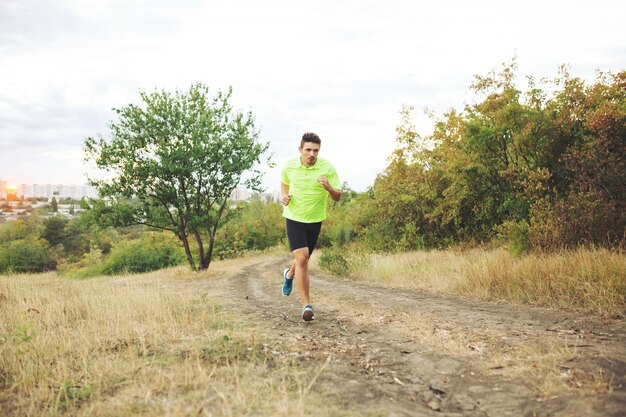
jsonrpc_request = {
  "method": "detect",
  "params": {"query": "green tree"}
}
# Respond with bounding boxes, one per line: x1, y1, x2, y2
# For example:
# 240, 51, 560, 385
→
62, 221, 91, 261
360, 105, 439, 251
42, 216, 68, 247
51, 197, 58, 213
84, 83, 269, 270
528, 70, 626, 248
364, 62, 624, 251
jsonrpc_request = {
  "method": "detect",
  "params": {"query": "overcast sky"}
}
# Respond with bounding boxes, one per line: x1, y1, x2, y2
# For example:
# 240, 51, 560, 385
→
1, 0, 624, 192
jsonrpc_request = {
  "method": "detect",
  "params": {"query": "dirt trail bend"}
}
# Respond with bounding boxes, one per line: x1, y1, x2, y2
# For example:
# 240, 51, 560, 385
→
224, 254, 626, 417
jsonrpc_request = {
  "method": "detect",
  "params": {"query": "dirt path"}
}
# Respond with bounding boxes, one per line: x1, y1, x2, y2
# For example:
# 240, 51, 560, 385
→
222, 254, 626, 417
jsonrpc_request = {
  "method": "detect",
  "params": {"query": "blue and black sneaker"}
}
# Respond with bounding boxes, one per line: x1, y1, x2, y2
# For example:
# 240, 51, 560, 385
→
282, 268, 293, 297
302, 304, 314, 321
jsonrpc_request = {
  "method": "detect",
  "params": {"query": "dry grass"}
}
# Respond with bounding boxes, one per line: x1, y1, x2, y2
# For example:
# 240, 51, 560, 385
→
336, 247, 626, 318
460, 248, 626, 318
340, 250, 472, 293
2, 247, 623, 415
0, 261, 335, 417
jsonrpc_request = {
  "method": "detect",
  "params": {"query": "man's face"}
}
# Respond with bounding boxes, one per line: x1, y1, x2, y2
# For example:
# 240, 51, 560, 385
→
299, 141, 320, 167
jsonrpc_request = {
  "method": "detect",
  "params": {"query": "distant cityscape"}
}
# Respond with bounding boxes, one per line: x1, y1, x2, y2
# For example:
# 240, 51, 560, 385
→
0, 178, 280, 203
231, 187, 281, 203
0, 178, 280, 223
0, 180, 99, 201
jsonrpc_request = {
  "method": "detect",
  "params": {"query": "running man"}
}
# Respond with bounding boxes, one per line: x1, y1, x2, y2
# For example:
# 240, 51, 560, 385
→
281, 132, 341, 321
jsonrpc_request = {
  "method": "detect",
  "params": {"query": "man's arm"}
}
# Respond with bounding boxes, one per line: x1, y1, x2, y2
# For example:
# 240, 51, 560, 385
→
318, 176, 341, 202
281, 182, 291, 206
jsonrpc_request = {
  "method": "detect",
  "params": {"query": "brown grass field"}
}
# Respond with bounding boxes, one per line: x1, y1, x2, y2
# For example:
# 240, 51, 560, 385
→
340, 247, 626, 318
1, 248, 625, 416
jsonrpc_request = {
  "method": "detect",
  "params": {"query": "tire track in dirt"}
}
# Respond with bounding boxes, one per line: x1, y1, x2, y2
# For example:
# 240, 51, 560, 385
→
226, 254, 626, 417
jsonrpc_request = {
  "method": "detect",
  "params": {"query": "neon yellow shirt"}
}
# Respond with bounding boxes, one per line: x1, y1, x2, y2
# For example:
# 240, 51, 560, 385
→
281, 157, 341, 223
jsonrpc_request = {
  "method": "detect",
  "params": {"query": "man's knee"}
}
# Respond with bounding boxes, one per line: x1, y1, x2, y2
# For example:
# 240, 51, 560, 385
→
293, 248, 309, 266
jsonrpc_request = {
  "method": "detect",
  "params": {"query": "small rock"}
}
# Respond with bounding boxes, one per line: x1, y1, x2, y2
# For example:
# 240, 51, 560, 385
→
428, 400, 441, 411
429, 383, 447, 397
393, 377, 405, 386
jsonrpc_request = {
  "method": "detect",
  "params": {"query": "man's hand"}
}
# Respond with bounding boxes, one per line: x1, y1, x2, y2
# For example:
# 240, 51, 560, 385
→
282, 194, 292, 206
317, 176, 330, 189
318, 176, 342, 202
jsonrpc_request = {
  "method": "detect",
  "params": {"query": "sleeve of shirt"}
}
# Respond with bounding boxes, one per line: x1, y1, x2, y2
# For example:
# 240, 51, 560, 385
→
281, 164, 290, 185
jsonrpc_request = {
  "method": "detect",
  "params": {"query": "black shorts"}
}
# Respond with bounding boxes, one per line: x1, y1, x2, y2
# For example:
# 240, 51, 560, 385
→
286, 218, 322, 254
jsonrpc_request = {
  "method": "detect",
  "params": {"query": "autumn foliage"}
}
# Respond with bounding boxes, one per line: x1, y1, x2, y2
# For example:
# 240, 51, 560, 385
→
357, 63, 625, 252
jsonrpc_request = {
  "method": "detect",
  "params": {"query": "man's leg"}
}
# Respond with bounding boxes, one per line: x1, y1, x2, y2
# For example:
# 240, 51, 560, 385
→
284, 219, 301, 281
292, 247, 310, 307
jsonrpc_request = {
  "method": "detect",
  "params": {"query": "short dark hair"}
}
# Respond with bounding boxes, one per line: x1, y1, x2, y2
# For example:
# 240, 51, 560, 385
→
300, 132, 321, 147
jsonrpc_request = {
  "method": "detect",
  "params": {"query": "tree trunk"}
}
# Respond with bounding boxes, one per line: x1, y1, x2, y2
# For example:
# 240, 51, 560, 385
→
193, 230, 206, 268
201, 235, 215, 270
179, 230, 197, 271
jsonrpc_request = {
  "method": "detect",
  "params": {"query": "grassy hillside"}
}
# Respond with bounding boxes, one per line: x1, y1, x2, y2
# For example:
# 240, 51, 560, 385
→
0, 257, 332, 417
2, 247, 624, 416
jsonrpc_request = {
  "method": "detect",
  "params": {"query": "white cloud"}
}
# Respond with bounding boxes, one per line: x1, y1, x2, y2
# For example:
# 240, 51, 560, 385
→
1, 0, 624, 190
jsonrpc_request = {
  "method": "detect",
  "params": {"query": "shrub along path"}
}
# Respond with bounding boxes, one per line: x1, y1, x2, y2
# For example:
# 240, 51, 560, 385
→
223, 253, 626, 417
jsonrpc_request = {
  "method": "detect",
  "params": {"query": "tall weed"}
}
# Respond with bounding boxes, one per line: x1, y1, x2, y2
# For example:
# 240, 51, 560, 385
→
319, 247, 625, 318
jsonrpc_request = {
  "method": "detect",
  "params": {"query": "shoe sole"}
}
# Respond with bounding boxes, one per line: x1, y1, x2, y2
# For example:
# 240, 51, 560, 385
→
302, 309, 314, 321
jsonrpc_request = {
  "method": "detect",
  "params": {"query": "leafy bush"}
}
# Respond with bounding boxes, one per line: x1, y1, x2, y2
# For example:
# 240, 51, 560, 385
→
0, 239, 55, 274
57, 247, 105, 278
360, 218, 400, 253
100, 233, 184, 275
215, 198, 285, 259
318, 248, 350, 276
90, 228, 121, 255
495, 220, 530, 256
318, 202, 356, 248
318, 247, 371, 277
0, 217, 43, 244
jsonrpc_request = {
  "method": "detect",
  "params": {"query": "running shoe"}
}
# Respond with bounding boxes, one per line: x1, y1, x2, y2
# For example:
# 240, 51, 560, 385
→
282, 268, 293, 297
302, 304, 314, 321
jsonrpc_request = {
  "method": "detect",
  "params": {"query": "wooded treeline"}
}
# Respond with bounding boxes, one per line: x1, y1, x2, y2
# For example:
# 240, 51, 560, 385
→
1, 63, 623, 276
332, 63, 625, 254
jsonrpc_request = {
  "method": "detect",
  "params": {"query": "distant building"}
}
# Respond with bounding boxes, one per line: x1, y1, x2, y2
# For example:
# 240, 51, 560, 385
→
0, 180, 99, 200
6, 185, 17, 201
259, 191, 281, 203
0, 178, 278, 204
230, 187, 252, 201
230, 187, 281, 203
18, 184, 27, 199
